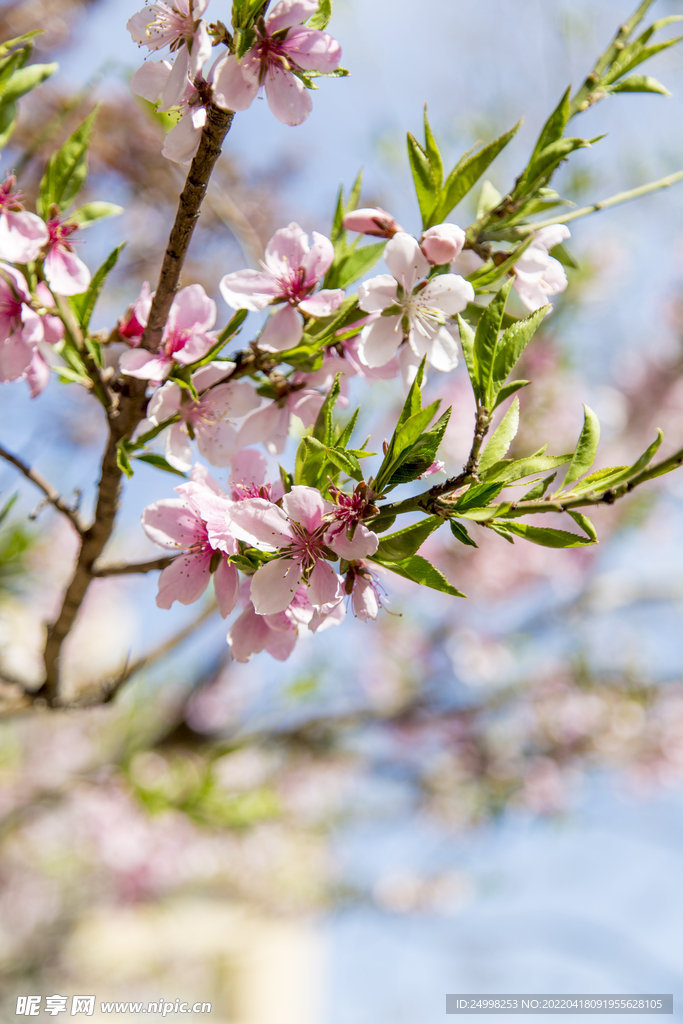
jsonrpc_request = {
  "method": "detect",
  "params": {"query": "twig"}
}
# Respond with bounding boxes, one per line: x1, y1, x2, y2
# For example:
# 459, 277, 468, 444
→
92, 556, 175, 577
0, 444, 85, 534
54, 294, 115, 412
141, 105, 235, 352
103, 600, 218, 702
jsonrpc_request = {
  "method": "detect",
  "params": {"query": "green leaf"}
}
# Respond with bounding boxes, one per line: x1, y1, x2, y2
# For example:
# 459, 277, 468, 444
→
38, 106, 99, 215
466, 235, 535, 292
328, 241, 385, 290
375, 515, 443, 561
423, 105, 443, 189
69, 201, 124, 227
479, 397, 520, 473
562, 404, 601, 487
529, 86, 571, 166
449, 519, 478, 548
456, 313, 478, 399
476, 179, 503, 219
514, 137, 592, 200
496, 521, 595, 548
493, 380, 530, 410
134, 454, 187, 477
521, 472, 556, 500
483, 452, 572, 483
407, 132, 437, 228
0, 101, 17, 150
549, 242, 579, 269
492, 304, 550, 393
603, 37, 683, 86
387, 407, 451, 487
567, 510, 598, 543
116, 440, 134, 479
336, 407, 359, 449
474, 278, 514, 406
566, 464, 630, 496
308, 0, 332, 30
433, 119, 522, 225
608, 74, 670, 95
0, 61, 57, 106
71, 243, 125, 331
374, 553, 466, 597
215, 307, 249, 346
313, 372, 342, 445
453, 481, 504, 511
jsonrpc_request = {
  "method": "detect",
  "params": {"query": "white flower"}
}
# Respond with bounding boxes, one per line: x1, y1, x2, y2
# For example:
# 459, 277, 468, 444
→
356, 233, 473, 373
512, 225, 570, 312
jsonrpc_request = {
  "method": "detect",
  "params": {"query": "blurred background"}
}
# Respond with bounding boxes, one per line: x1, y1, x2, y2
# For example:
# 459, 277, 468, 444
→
1, 0, 683, 1020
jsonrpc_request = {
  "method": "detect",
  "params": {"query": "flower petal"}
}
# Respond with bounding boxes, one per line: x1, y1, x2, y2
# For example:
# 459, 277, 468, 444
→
419, 273, 474, 316
44, 247, 90, 295
212, 52, 259, 111
231, 448, 267, 487
534, 224, 570, 252
26, 349, 51, 397
282, 27, 341, 72
119, 348, 171, 380
156, 550, 212, 609
166, 421, 193, 471
196, 419, 240, 466
250, 557, 304, 615
358, 273, 398, 314
301, 231, 334, 284
142, 497, 205, 549
298, 288, 344, 318
191, 360, 235, 390
220, 269, 280, 311
258, 303, 303, 352
264, 621, 299, 660
228, 603, 271, 661
384, 232, 430, 292
282, 485, 329, 534
237, 401, 291, 454
307, 559, 343, 609
328, 521, 379, 560
264, 65, 312, 126
266, 0, 318, 33
264, 222, 308, 269
148, 380, 182, 423
214, 556, 239, 618
0, 211, 48, 263
168, 283, 216, 334
225, 496, 294, 549
357, 315, 402, 368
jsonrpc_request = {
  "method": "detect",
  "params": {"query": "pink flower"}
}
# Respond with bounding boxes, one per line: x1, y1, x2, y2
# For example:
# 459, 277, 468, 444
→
228, 582, 344, 662
43, 217, 91, 296
220, 222, 344, 353
325, 483, 380, 561
208, 485, 378, 616
0, 174, 48, 263
128, 0, 212, 108
0, 263, 43, 383
130, 57, 219, 164
213, 0, 342, 127
342, 208, 403, 238
144, 361, 260, 470
228, 448, 284, 502
344, 561, 385, 622
235, 388, 324, 455
357, 232, 473, 372
421, 459, 444, 476
141, 466, 239, 616
337, 330, 399, 382
512, 225, 570, 312
420, 223, 466, 265
119, 283, 217, 380
119, 281, 153, 344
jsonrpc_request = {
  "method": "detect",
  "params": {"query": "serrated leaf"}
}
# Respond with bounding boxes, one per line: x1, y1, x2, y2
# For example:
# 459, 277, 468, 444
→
375, 515, 443, 561
603, 37, 683, 86
69, 201, 124, 227
514, 137, 591, 199
566, 464, 629, 496
0, 61, 57, 106
453, 481, 504, 511
407, 132, 437, 227
336, 407, 359, 449
328, 241, 385, 290
521, 472, 556, 500
387, 407, 452, 486
474, 278, 514, 406
562, 404, 600, 487
71, 242, 125, 331
373, 553, 466, 597
479, 397, 520, 473
308, 0, 332, 29
313, 372, 342, 445
423, 105, 443, 189
496, 520, 595, 548
38, 106, 99, 215
529, 86, 571, 166
493, 380, 530, 410
492, 304, 550, 394
433, 119, 522, 226
484, 452, 572, 483
449, 519, 478, 548
134, 454, 187, 477
567, 510, 598, 542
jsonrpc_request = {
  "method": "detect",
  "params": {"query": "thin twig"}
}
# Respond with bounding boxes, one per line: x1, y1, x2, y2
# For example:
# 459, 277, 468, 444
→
0, 444, 85, 534
92, 556, 175, 577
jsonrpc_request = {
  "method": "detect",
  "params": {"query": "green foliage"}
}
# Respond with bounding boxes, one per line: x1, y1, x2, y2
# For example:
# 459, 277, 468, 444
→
294, 375, 365, 489
324, 172, 385, 290
38, 107, 100, 216
479, 397, 520, 473
491, 520, 596, 548
69, 202, 124, 227
560, 405, 601, 489
134, 454, 187, 477
482, 450, 573, 483
71, 243, 125, 331
432, 121, 522, 227
0, 34, 57, 148
0, 510, 32, 595
375, 515, 443, 561
308, 0, 333, 30
449, 519, 478, 547
373, 552, 466, 597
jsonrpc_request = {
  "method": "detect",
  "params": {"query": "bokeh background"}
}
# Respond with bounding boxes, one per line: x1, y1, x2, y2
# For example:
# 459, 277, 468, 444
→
1, 0, 683, 1020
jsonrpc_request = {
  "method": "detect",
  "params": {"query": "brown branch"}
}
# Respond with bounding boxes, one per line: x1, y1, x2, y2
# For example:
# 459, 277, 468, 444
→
91, 556, 175, 577
0, 444, 86, 534
39, 105, 236, 707
141, 104, 235, 352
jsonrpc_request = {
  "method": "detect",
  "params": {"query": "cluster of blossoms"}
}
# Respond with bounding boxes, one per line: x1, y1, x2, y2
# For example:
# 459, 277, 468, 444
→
128, 0, 343, 162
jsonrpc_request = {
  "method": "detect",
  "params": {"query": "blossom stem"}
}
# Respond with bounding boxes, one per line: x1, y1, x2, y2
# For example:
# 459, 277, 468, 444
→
0, 443, 86, 535
141, 104, 235, 353
91, 556, 175, 577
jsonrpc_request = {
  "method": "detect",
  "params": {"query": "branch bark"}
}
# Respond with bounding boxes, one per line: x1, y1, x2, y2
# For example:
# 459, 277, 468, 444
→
0, 444, 86, 534
92, 556, 175, 577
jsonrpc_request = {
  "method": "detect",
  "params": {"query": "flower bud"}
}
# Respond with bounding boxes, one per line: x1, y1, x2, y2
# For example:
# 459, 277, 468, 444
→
420, 223, 466, 265
342, 208, 403, 238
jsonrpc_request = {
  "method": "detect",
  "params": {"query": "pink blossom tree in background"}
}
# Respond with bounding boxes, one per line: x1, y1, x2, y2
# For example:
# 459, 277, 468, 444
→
3, 0, 683, 993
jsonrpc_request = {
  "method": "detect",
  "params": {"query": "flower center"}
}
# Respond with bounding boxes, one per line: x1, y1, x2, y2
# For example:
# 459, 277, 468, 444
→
286, 523, 326, 570
164, 329, 190, 358
0, 174, 24, 211
144, 2, 192, 46
47, 218, 80, 251
401, 293, 447, 339
255, 31, 293, 81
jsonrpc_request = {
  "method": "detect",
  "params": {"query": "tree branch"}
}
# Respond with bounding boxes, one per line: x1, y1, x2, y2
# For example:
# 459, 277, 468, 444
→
0, 444, 85, 534
92, 556, 175, 577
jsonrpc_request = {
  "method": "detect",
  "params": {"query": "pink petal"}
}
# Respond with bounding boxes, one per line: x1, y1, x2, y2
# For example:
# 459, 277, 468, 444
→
357, 315, 402, 368
541, 257, 568, 295
0, 333, 33, 382
265, 622, 299, 660
250, 557, 304, 614
119, 348, 172, 380
191, 360, 235, 390
409, 323, 460, 372
228, 603, 271, 662
167, 283, 215, 335
384, 232, 430, 293
513, 272, 551, 312
44, 246, 90, 296
328, 522, 379, 560
219, 269, 280, 311
40, 314, 64, 346
130, 60, 172, 102
342, 208, 402, 238
162, 107, 205, 164
160, 47, 192, 109
534, 224, 570, 252
0, 211, 48, 263
288, 389, 324, 428
419, 273, 473, 316
173, 331, 216, 365
0, 262, 30, 301
266, 0, 318, 33
214, 557, 239, 618
352, 577, 379, 621
420, 223, 466, 265
189, 463, 223, 493
258, 303, 303, 352
264, 65, 312, 127
225, 496, 294, 549
165, 421, 193, 471
141, 498, 205, 549
212, 53, 259, 112
156, 550, 212, 609
26, 349, 50, 397
301, 231, 334, 284
282, 28, 341, 72
231, 448, 267, 486
281, 485, 329, 534
264, 223, 308, 270
237, 401, 291, 454
148, 380, 182, 422
188, 19, 212, 78
298, 288, 344, 318
358, 273, 397, 314
196, 419, 240, 466
197, 380, 259, 421
307, 559, 343, 609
